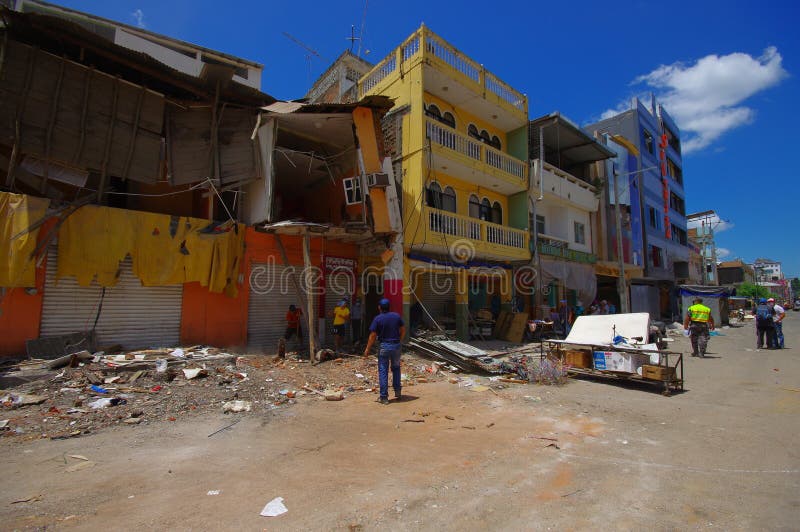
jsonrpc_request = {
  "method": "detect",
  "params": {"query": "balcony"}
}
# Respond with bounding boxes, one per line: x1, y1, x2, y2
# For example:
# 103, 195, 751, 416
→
426, 119, 527, 194
532, 159, 599, 212
359, 26, 527, 131
417, 206, 529, 262
536, 235, 596, 264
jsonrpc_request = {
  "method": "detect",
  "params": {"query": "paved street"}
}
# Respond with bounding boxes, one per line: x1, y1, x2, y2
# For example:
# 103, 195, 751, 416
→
1, 314, 798, 530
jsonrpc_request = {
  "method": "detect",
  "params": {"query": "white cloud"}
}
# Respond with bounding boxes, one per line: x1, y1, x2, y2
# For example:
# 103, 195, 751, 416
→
716, 248, 731, 259
602, 48, 788, 153
131, 9, 146, 28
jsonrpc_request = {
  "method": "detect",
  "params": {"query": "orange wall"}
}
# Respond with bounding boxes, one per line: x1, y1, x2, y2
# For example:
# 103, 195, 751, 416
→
180, 227, 359, 348
0, 218, 54, 358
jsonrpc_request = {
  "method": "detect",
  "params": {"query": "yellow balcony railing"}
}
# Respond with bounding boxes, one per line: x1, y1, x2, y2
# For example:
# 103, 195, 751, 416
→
426, 119, 527, 183
359, 26, 527, 114
421, 206, 529, 258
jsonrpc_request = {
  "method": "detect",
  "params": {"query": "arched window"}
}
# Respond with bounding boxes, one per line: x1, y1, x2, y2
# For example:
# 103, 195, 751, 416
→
468, 194, 481, 218
491, 201, 502, 224
480, 198, 491, 221
441, 112, 456, 128
468, 124, 480, 141
425, 104, 442, 120
442, 186, 456, 213
480, 130, 491, 145
491, 135, 502, 150
426, 181, 442, 208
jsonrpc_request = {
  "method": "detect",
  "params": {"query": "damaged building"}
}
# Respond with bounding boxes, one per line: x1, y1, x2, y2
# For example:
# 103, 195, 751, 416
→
0, 3, 398, 359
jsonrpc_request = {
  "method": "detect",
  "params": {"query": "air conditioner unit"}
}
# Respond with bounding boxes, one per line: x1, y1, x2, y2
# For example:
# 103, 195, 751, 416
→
366, 173, 389, 187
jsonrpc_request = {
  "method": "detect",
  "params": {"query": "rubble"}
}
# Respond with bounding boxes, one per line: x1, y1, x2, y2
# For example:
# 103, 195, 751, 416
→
0, 345, 443, 441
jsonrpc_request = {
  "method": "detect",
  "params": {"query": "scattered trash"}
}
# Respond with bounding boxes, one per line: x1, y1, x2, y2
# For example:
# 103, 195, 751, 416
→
67, 454, 89, 461
123, 417, 142, 425
222, 400, 252, 413
0, 420, 9, 429
155, 359, 168, 373
445, 415, 455, 421
260, 497, 288, 517
11, 494, 43, 504
355, 373, 365, 379
207, 490, 221, 496
402, 419, 424, 423
90, 385, 109, 394
89, 397, 126, 409
171, 348, 186, 358
470, 385, 490, 392
461, 426, 476, 430
208, 419, 241, 437
182, 368, 208, 380
1, 392, 47, 407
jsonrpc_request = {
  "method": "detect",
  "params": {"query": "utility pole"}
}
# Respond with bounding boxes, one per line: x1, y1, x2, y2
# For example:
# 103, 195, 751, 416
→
612, 167, 629, 313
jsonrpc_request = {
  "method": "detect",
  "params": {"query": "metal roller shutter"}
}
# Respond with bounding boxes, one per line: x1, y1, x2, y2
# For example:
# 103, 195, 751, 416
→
247, 262, 316, 351
41, 245, 182, 350
416, 272, 455, 325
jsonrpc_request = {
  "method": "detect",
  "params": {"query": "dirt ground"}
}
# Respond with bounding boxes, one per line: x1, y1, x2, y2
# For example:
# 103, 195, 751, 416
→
1, 314, 798, 530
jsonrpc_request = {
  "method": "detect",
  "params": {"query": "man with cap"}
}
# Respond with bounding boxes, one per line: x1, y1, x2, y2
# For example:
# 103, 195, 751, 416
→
753, 297, 776, 349
683, 297, 715, 357
767, 298, 786, 349
331, 299, 350, 354
363, 298, 406, 405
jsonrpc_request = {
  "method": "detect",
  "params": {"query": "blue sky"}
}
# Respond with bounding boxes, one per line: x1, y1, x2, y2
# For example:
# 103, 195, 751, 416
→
57, 0, 800, 277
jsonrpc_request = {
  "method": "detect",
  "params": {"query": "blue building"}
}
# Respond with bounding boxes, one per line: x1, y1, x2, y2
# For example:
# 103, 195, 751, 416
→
586, 96, 689, 320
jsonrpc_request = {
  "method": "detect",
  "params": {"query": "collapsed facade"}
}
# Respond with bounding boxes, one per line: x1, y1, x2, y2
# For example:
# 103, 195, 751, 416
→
0, 5, 398, 357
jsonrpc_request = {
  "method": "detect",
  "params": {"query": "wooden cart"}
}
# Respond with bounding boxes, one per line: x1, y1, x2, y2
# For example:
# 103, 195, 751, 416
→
546, 340, 684, 395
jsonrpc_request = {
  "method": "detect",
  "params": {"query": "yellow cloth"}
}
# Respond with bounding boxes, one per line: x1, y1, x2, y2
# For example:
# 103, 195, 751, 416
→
333, 306, 350, 325
688, 303, 711, 323
0, 192, 50, 287
57, 204, 244, 296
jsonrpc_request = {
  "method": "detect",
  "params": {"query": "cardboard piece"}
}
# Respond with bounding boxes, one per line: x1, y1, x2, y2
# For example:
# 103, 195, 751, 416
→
593, 351, 651, 374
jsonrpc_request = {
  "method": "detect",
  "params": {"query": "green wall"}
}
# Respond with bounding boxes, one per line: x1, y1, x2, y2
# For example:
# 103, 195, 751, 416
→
508, 191, 528, 230
506, 125, 528, 161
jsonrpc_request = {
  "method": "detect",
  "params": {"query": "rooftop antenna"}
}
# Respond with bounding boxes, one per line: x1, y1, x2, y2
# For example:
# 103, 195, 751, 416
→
346, 25, 360, 54
357, 0, 369, 57
282, 31, 325, 86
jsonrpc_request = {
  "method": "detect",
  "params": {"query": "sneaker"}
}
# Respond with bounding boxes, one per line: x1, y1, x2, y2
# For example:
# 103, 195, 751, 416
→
394, 390, 402, 401
379, 397, 389, 405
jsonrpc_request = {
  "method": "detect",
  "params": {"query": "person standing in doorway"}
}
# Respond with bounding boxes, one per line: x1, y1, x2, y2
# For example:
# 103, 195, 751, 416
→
351, 299, 363, 344
363, 298, 406, 405
753, 297, 776, 349
683, 297, 715, 357
285, 305, 303, 340
767, 298, 786, 348
332, 299, 350, 354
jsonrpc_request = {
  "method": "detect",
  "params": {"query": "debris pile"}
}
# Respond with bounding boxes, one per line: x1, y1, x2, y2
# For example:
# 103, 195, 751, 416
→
0, 346, 443, 441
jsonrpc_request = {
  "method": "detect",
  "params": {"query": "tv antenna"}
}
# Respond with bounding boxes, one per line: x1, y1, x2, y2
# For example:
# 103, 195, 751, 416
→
282, 31, 325, 85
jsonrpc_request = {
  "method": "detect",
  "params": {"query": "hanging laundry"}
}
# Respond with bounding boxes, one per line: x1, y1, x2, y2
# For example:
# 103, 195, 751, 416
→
0, 192, 50, 287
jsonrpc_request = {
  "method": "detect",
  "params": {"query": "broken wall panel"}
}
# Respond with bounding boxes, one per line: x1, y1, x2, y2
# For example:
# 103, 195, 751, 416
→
0, 38, 165, 184
167, 105, 261, 187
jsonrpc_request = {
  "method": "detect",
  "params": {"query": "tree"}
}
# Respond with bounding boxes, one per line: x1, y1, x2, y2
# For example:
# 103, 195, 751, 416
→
736, 282, 775, 300
791, 277, 800, 294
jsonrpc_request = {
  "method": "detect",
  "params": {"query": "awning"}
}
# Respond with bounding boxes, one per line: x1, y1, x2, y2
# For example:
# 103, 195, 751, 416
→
539, 257, 597, 307
594, 261, 644, 281
529, 112, 616, 165
678, 285, 731, 298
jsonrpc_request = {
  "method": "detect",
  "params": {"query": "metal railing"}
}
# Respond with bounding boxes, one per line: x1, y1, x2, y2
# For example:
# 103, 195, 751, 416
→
537, 241, 597, 263
426, 119, 526, 181
425, 206, 527, 251
359, 26, 526, 114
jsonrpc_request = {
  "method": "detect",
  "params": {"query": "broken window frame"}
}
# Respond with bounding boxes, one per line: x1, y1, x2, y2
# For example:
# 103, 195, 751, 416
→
343, 176, 363, 205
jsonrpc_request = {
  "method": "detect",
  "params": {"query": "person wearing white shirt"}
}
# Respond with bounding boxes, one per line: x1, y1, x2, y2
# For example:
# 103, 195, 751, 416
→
768, 298, 786, 349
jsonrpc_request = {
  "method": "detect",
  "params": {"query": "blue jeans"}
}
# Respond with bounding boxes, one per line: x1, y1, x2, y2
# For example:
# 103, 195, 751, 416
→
378, 342, 402, 399
775, 321, 784, 348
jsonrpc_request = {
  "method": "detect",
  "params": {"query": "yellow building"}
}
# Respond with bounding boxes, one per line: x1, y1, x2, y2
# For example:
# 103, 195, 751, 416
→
358, 25, 530, 339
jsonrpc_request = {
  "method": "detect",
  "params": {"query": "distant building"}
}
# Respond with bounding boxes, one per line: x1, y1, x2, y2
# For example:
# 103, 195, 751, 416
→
717, 259, 755, 286
306, 51, 374, 104
585, 96, 688, 319
752, 258, 783, 282
687, 210, 721, 285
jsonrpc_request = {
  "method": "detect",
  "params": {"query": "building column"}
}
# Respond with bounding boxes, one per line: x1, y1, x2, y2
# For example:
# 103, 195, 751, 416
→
500, 269, 513, 313
455, 268, 469, 341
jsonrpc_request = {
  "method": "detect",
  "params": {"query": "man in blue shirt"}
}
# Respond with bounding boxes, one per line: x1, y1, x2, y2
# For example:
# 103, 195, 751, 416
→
363, 298, 406, 405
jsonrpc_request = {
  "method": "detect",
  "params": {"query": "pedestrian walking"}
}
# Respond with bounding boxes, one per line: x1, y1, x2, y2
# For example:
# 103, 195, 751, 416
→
683, 297, 715, 357
767, 298, 786, 348
331, 299, 350, 354
753, 297, 777, 349
363, 298, 406, 405
281, 304, 303, 357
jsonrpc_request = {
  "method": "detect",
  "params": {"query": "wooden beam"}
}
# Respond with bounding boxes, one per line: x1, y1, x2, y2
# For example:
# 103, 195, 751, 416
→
41, 55, 66, 194
122, 86, 145, 180
6, 46, 36, 189
302, 233, 317, 364
274, 233, 317, 362
97, 76, 120, 203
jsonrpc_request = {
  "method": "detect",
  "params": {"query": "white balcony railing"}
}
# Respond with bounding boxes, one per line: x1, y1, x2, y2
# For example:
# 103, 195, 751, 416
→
426, 119, 526, 182
425, 206, 528, 252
